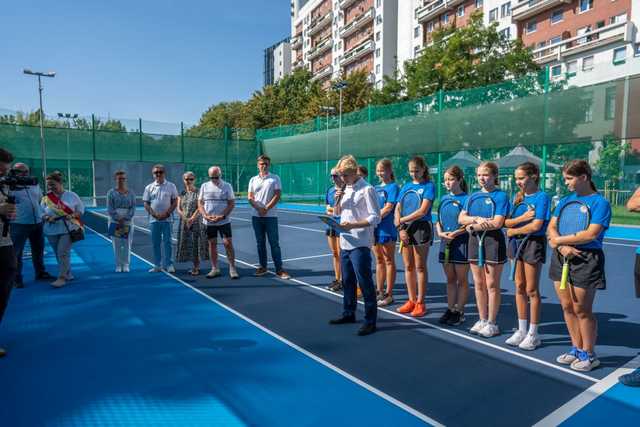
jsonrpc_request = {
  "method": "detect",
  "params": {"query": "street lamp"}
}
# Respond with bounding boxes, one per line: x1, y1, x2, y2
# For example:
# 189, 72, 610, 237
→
320, 106, 336, 177
333, 81, 348, 157
57, 113, 79, 191
23, 69, 56, 182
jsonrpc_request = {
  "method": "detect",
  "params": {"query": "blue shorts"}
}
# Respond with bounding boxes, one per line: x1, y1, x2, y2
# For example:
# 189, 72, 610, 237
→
375, 234, 396, 245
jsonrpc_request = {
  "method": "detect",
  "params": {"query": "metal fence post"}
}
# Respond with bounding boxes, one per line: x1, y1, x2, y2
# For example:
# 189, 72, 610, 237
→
138, 118, 143, 161
180, 121, 185, 163
542, 66, 550, 191
224, 126, 230, 175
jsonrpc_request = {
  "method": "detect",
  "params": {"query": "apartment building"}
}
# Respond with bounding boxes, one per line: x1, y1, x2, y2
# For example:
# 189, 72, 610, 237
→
264, 37, 292, 87
290, 0, 398, 88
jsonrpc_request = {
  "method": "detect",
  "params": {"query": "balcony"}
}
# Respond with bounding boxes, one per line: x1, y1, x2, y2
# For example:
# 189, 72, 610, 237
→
340, 7, 375, 39
307, 37, 333, 61
340, 0, 360, 10
311, 65, 334, 81
415, 0, 464, 23
308, 12, 333, 37
512, 0, 571, 22
531, 21, 631, 63
340, 39, 374, 67
292, 58, 305, 69
291, 35, 303, 49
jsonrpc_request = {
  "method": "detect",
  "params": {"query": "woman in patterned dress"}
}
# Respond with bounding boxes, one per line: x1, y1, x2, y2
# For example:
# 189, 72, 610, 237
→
176, 171, 208, 275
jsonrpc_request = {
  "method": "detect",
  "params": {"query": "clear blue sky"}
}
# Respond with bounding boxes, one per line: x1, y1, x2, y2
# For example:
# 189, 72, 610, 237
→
0, 1, 290, 128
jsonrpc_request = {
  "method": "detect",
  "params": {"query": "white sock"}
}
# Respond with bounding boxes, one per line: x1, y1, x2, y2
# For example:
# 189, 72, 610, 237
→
528, 323, 539, 335
518, 319, 528, 333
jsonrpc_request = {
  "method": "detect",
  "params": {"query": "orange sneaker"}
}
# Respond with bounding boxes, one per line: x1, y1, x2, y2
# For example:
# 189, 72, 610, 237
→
356, 287, 363, 298
397, 300, 416, 314
411, 302, 427, 317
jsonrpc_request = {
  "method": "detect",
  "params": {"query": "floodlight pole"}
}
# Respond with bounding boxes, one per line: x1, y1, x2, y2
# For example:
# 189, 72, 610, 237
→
24, 69, 55, 182
333, 81, 348, 157
58, 113, 79, 191
320, 106, 336, 177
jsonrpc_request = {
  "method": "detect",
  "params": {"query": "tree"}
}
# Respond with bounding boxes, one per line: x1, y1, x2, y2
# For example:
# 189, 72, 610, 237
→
404, 11, 539, 99
596, 136, 630, 188
371, 72, 405, 105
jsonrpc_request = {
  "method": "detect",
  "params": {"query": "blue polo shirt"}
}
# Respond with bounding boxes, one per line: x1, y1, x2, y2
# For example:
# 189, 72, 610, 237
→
553, 192, 611, 250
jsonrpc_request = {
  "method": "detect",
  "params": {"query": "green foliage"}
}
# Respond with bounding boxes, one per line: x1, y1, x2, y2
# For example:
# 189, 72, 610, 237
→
596, 137, 631, 187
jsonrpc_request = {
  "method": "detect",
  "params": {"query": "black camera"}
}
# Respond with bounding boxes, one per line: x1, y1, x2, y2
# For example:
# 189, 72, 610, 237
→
0, 169, 38, 237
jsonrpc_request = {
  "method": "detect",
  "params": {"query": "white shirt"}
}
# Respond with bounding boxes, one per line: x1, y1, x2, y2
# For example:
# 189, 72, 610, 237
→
338, 178, 381, 250
248, 173, 281, 218
41, 191, 85, 236
142, 180, 178, 223
198, 180, 235, 226
0, 188, 12, 247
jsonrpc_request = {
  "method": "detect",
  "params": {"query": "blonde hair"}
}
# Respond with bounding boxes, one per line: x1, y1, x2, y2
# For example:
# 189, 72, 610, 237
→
336, 155, 358, 176
183, 171, 196, 180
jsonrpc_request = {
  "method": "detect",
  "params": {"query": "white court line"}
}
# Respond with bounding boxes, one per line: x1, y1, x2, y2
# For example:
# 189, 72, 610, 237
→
533, 355, 640, 426
229, 216, 325, 234
84, 224, 441, 427
90, 211, 597, 384
264, 253, 333, 265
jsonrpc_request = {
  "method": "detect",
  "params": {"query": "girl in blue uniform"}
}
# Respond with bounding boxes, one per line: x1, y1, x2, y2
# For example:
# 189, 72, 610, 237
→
459, 161, 509, 338
373, 159, 399, 307
395, 156, 435, 318
325, 168, 343, 292
436, 166, 469, 326
548, 160, 611, 372
504, 162, 550, 350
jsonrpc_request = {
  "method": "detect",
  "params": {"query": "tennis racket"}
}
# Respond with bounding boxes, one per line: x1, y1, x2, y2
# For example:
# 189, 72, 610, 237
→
508, 202, 534, 281
438, 199, 463, 264
467, 193, 496, 267
556, 201, 590, 290
398, 190, 422, 253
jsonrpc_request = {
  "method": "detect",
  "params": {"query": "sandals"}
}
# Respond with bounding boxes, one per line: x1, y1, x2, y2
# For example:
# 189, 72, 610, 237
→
190, 268, 200, 276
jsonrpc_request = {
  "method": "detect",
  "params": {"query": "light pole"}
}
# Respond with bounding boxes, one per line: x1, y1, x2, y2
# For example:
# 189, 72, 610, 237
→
320, 106, 336, 177
333, 81, 348, 157
57, 113, 79, 191
23, 69, 56, 183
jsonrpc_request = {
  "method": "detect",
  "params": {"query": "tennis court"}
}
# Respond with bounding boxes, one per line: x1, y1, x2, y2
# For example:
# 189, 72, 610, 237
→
2, 201, 638, 426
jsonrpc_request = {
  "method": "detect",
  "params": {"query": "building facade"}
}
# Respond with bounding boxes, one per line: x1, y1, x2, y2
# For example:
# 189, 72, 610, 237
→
264, 37, 292, 87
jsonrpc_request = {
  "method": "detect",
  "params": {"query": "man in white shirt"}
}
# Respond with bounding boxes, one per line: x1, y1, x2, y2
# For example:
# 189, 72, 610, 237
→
247, 155, 290, 280
329, 155, 380, 336
198, 166, 239, 279
142, 164, 178, 273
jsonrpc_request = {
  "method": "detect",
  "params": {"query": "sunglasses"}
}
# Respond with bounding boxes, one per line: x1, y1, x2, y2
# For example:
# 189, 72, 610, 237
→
209, 176, 220, 180
153, 170, 164, 175
185, 178, 195, 181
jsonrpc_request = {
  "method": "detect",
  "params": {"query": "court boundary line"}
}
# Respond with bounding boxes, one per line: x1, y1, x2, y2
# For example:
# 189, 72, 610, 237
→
90, 211, 598, 383
532, 355, 640, 426
83, 225, 442, 427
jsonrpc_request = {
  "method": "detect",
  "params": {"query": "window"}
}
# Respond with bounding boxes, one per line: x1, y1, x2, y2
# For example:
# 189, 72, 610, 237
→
549, 36, 561, 45
551, 65, 562, 78
376, 0, 381, 7
475, 0, 483, 8
376, 64, 381, 74
636, 44, 640, 57
458, 5, 465, 17
550, 9, 563, 24
377, 15, 382, 25
489, 8, 498, 22
526, 20, 536, 34
427, 22, 434, 33
613, 46, 626, 64
414, 26, 420, 38
567, 60, 577, 76
500, 2, 511, 18
610, 13, 627, 25
604, 87, 616, 120
443, 13, 449, 24
579, 0, 593, 13
537, 41, 546, 49
376, 48, 380, 58
376, 31, 381, 41
499, 27, 511, 39
582, 55, 594, 71
414, 45, 420, 54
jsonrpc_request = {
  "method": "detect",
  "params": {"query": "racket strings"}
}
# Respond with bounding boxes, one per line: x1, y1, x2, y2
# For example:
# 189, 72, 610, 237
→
558, 203, 589, 235
439, 203, 461, 232
400, 193, 421, 217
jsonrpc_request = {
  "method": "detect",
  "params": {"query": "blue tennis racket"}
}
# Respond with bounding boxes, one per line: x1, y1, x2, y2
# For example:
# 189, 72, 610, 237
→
508, 202, 534, 281
398, 189, 422, 253
467, 193, 496, 267
438, 199, 463, 264
557, 200, 590, 290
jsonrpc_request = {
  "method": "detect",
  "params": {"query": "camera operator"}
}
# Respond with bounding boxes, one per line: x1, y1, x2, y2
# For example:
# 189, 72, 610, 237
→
10, 163, 54, 287
0, 148, 18, 358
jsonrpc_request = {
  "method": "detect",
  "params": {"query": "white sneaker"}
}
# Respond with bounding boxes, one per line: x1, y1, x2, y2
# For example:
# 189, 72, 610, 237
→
518, 333, 541, 351
505, 330, 527, 347
166, 265, 176, 274
66, 273, 74, 281
478, 322, 501, 338
123, 265, 130, 273
149, 266, 162, 273
115, 266, 122, 273
229, 266, 239, 279
570, 352, 600, 372
470, 319, 486, 335
51, 279, 66, 288
206, 268, 221, 278
556, 347, 579, 365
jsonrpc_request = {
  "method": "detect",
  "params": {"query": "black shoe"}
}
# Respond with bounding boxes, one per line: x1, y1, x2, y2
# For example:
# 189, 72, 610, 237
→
327, 280, 343, 292
36, 272, 55, 281
0, 347, 6, 357
447, 311, 465, 326
13, 281, 24, 289
357, 324, 377, 336
329, 315, 356, 325
439, 309, 453, 324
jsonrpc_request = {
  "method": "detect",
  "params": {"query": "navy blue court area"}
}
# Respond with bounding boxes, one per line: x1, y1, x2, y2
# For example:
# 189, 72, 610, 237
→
2, 204, 639, 426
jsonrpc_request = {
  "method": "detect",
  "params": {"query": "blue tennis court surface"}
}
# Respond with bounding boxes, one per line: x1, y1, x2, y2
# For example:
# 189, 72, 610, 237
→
2, 203, 639, 426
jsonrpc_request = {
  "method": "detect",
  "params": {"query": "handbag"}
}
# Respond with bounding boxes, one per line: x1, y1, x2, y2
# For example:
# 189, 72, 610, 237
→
63, 218, 85, 243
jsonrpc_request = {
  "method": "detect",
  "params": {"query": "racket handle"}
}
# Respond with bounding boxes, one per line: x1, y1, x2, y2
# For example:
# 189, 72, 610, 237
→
478, 244, 484, 267
444, 246, 450, 264
560, 263, 569, 290
509, 260, 516, 281
398, 241, 403, 254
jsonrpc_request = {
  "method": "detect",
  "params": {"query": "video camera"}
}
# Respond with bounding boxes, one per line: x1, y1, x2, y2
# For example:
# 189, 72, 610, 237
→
0, 169, 39, 237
